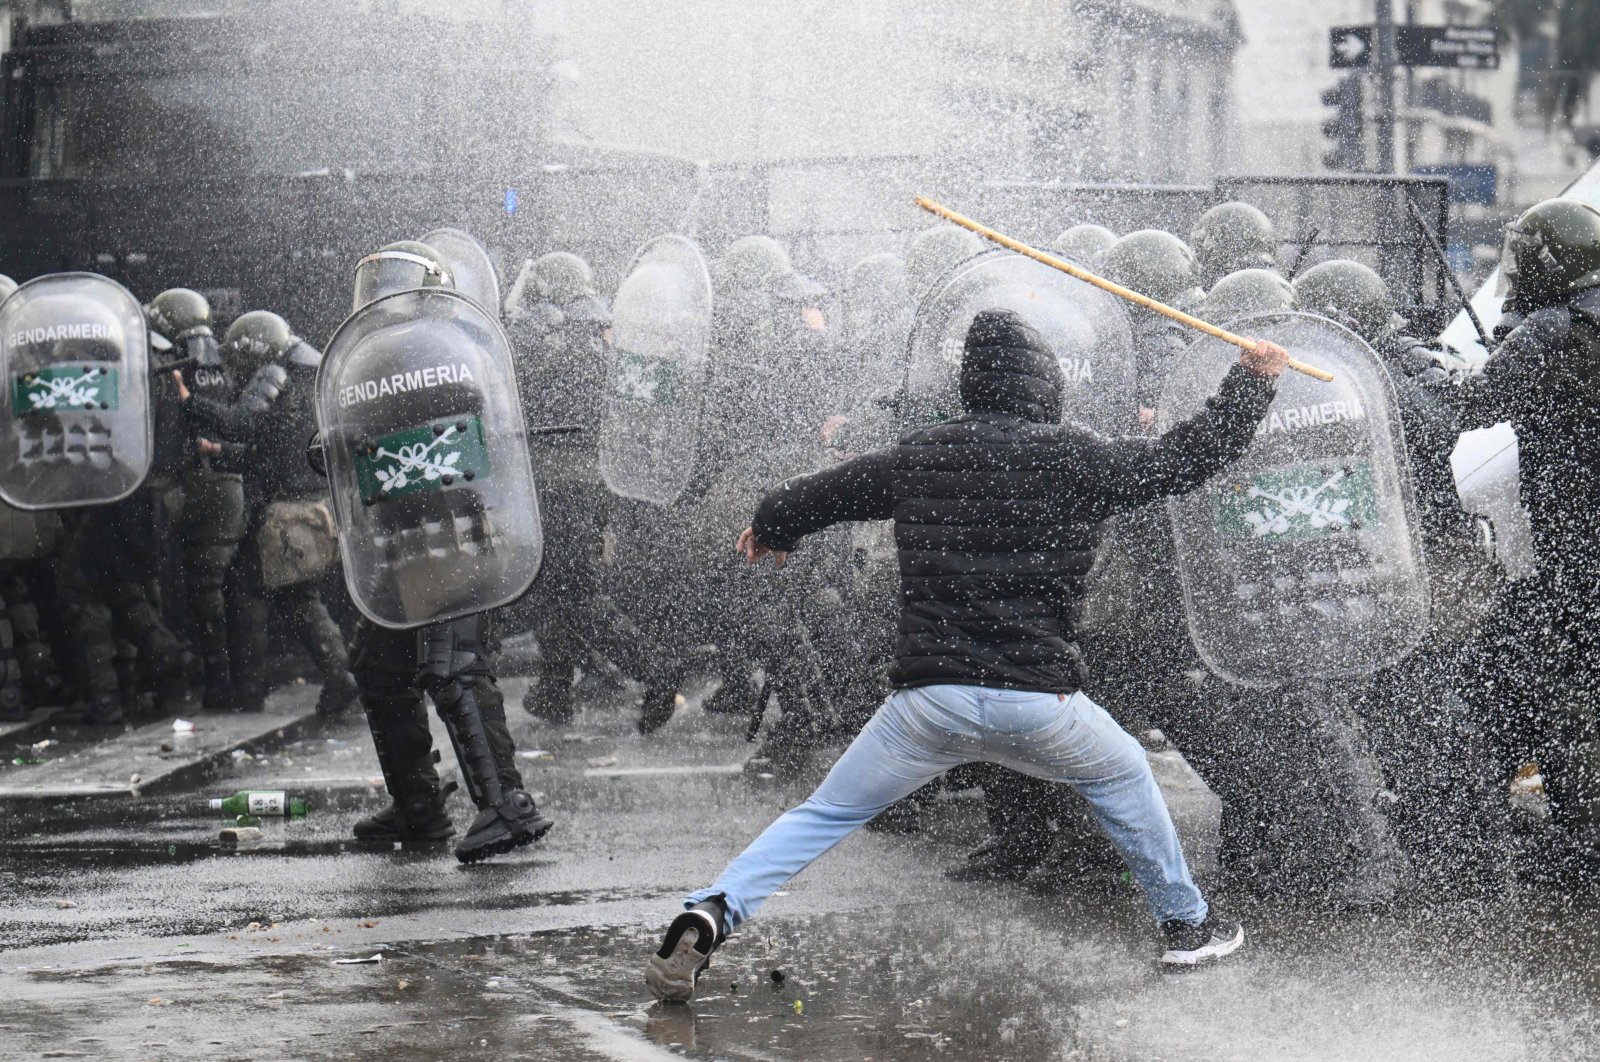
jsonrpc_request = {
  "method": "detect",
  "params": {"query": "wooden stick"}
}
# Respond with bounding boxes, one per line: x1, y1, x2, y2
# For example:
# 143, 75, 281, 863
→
915, 196, 1336, 383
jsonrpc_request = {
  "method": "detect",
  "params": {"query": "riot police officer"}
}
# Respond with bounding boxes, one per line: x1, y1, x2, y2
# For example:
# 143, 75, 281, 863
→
505, 251, 630, 724
326, 241, 554, 863
676, 235, 837, 765
145, 288, 238, 711
1102, 229, 1203, 421
175, 318, 356, 716
175, 309, 297, 710
1292, 257, 1505, 886
1450, 199, 1600, 865
63, 290, 200, 721
1190, 201, 1278, 289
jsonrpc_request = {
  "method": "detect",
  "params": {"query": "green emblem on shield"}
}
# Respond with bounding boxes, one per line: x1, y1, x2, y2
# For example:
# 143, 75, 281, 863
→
11, 364, 117, 416
353, 415, 490, 504
1213, 462, 1379, 543
612, 350, 678, 405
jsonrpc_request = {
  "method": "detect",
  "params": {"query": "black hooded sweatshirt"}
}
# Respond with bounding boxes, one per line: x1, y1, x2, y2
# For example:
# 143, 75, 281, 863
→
750, 308, 1276, 693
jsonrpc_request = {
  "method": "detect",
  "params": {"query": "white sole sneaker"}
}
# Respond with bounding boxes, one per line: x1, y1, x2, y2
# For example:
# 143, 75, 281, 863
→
1160, 922, 1245, 966
646, 910, 720, 1002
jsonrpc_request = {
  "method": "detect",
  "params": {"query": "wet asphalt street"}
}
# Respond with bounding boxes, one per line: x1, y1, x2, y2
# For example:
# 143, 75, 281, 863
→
3, 679, 1600, 1061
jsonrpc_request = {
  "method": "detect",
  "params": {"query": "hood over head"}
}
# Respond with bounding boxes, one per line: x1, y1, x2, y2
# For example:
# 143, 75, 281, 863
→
958, 308, 1063, 424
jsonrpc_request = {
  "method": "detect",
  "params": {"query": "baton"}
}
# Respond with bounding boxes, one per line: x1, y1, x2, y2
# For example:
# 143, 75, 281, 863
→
527, 424, 585, 436
1404, 195, 1491, 350
151, 355, 197, 376
915, 197, 1336, 383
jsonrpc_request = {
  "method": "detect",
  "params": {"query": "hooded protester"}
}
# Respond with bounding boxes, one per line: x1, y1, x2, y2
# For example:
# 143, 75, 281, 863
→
644, 308, 1288, 1001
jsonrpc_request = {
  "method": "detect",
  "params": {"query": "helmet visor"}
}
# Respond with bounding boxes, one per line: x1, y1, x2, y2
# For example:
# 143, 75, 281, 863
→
352, 251, 453, 313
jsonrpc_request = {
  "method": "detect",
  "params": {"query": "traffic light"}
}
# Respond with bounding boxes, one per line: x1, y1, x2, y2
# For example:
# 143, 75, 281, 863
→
1322, 73, 1366, 172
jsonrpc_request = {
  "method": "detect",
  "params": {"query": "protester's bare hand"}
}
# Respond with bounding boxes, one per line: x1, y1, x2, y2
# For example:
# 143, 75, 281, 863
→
1240, 339, 1289, 378
196, 437, 221, 456
820, 414, 848, 445
1138, 406, 1156, 430
171, 370, 191, 402
737, 527, 787, 568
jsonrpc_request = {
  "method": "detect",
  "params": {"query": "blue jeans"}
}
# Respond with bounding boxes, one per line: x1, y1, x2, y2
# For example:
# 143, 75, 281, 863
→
687, 684, 1207, 929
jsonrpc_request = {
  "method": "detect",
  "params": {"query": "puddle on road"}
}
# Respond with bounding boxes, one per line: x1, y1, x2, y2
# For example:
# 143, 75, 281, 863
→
442, 899, 1600, 1062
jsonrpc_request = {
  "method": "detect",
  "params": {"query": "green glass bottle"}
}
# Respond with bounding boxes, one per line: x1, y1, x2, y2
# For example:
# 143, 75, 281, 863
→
209, 791, 308, 818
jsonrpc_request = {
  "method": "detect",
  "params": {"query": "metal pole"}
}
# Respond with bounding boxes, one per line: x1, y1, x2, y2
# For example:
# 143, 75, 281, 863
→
1374, 0, 1397, 173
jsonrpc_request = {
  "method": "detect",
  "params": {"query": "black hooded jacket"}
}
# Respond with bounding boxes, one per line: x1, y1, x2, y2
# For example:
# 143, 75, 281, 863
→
750, 309, 1276, 693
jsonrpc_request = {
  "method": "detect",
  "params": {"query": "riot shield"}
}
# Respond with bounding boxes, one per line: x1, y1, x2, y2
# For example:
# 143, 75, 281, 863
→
598, 234, 714, 506
0, 273, 151, 510
1158, 312, 1429, 687
318, 287, 542, 629
905, 248, 1138, 434
420, 227, 501, 316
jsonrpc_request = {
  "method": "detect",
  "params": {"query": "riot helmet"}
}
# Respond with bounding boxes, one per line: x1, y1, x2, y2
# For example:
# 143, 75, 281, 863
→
723, 236, 793, 290
1499, 198, 1600, 309
352, 241, 454, 314
222, 310, 295, 375
906, 225, 985, 302
1101, 230, 1200, 306
532, 251, 597, 305
418, 227, 499, 313
0, 274, 20, 303
145, 288, 213, 343
1052, 224, 1118, 265
1191, 201, 1277, 285
1294, 259, 1395, 346
843, 253, 910, 337
1202, 268, 1298, 323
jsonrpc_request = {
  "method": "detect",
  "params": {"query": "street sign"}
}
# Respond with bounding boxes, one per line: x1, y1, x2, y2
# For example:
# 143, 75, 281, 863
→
1331, 26, 1373, 69
1396, 26, 1499, 69
1412, 163, 1498, 206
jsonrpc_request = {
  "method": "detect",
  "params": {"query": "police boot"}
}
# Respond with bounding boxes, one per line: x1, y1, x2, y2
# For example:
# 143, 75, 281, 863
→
82, 690, 125, 726
352, 694, 454, 843
521, 659, 575, 725
419, 624, 553, 864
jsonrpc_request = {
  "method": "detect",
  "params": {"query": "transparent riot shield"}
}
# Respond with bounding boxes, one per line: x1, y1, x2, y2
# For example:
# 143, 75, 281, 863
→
420, 227, 501, 316
599, 234, 714, 506
318, 288, 542, 629
0, 273, 152, 510
906, 248, 1138, 435
1158, 312, 1429, 687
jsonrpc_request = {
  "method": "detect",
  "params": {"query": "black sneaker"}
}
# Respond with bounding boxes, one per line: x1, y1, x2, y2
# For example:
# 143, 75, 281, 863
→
1160, 914, 1245, 967
646, 897, 726, 1003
